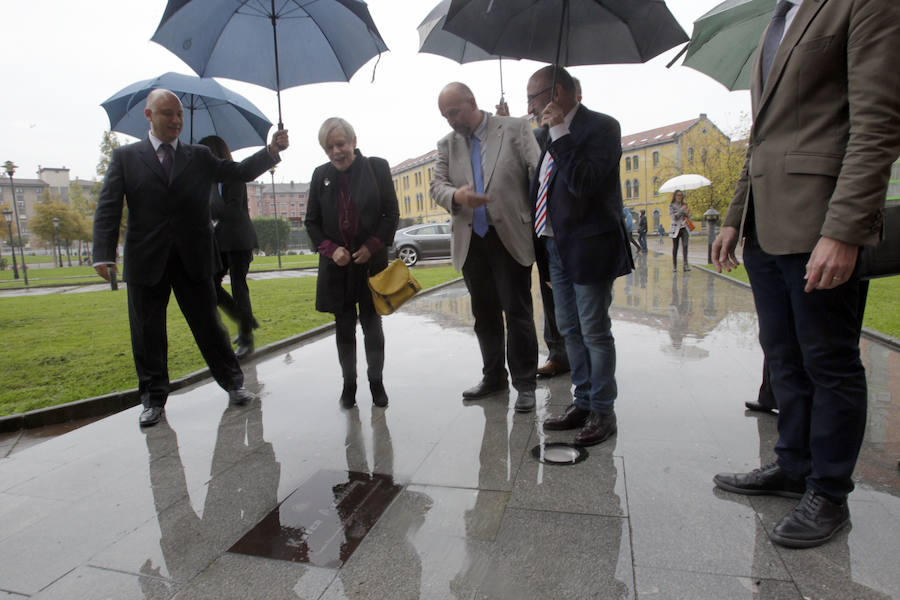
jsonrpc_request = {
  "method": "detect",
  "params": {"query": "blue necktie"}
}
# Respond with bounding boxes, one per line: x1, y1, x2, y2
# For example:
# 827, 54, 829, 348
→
761, 0, 792, 88
470, 136, 488, 237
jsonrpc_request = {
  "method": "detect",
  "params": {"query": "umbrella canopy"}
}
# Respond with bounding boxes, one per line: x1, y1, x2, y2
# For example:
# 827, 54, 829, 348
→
658, 174, 711, 193
679, 0, 776, 91
443, 0, 688, 67
418, 0, 518, 99
101, 72, 273, 150
151, 0, 389, 127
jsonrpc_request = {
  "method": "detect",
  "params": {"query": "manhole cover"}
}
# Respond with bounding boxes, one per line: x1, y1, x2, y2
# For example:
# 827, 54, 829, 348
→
531, 443, 588, 465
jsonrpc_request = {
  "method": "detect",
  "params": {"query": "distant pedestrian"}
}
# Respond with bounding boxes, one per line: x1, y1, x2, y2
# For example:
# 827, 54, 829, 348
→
638, 210, 648, 253
657, 223, 666, 247
669, 189, 691, 271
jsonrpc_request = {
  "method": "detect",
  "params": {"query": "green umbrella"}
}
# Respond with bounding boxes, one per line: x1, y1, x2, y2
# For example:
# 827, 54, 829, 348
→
671, 0, 776, 91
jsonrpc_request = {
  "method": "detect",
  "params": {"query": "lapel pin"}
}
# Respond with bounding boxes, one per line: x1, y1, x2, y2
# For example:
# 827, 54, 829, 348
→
324, 178, 331, 187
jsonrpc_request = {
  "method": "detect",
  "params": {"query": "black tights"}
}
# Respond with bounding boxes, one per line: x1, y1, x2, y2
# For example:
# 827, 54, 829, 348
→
334, 295, 385, 387
672, 228, 689, 268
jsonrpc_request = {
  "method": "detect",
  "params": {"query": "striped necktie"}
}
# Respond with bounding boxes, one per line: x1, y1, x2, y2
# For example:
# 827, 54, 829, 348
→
535, 154, 553, 236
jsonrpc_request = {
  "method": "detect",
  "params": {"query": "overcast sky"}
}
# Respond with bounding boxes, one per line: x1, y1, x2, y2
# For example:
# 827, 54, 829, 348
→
0, 0, 750, 186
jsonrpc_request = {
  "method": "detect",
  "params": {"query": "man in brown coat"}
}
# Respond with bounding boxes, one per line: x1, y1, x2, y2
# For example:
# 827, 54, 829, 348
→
712, 0, 900, 548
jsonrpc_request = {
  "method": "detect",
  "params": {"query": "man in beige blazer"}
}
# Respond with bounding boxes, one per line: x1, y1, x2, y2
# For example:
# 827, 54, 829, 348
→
431, 82, 541, 412
712, 0, 900, 549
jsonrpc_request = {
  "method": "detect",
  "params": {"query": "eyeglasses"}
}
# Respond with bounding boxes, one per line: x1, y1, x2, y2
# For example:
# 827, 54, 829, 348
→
526, 87, 551, 104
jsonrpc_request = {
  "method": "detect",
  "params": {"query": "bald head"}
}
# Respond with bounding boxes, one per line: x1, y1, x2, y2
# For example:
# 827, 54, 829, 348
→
438, 82, 482, 137
144, 88, 184, 144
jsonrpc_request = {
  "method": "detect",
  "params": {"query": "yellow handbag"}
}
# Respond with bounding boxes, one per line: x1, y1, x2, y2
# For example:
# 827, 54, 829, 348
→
368, 259, 422, 315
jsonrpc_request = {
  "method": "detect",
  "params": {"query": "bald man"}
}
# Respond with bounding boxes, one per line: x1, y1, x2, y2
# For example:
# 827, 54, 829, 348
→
93, 89, 289, 427
431, 82, 541, 412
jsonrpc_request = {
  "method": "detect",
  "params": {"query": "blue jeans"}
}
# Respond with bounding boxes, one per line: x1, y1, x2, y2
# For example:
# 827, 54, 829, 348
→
545, 238, 617, 413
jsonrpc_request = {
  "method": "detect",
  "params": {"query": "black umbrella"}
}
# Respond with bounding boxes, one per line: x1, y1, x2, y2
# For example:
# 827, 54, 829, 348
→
151, 0, 389, 129
444, 0, 688, 68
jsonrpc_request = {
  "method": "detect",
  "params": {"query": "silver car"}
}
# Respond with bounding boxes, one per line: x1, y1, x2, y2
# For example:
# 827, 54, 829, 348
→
390, 223, 451, 266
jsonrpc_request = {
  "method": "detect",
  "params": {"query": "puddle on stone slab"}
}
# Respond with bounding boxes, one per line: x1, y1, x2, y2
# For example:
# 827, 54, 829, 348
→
228, 470, 402, 568
531, 443, 589, 465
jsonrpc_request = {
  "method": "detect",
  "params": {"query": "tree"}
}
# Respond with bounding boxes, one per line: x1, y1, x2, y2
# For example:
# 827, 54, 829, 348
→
31, 202, 84, 266
69, 181, 95, 263
91, 131, 127, 242
251, 217, 291, 255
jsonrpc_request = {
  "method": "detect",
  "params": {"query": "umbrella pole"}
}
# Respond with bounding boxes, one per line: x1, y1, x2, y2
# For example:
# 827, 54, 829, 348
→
498, 57, 504, 101
550, 0, 569, 95
189, 94, 195, 144
270, 0, 284, 129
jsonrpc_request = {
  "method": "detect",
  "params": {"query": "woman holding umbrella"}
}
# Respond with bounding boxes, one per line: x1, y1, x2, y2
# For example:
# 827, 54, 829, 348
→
669, 189, 692, 272
305, 118, 399, 409
199, 135, 259, 359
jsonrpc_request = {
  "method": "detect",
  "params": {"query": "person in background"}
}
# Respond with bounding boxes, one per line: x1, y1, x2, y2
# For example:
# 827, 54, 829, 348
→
305, 118, 399, 409
669, 189, 691, 272
638, 210, 648, 253
199, 135, 259, 360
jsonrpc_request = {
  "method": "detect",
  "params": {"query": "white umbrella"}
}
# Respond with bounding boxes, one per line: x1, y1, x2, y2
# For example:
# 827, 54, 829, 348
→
658, 174, 712, 194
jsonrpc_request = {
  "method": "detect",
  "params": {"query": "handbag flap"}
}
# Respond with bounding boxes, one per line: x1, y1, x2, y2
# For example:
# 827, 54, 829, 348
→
369, 259, 412, 295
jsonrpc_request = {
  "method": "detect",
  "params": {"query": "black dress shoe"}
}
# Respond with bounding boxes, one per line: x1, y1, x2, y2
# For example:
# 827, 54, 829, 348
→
514, 390, 535, 412
228, 387, 256, 405
139, 406, 165, 427
370, 380, 388, 408
713, 463, 805, 498
235, 342, 254, 359
771, 490, 850, 548
574, 410, 617, 446
462, 379, 508, 399
744, 401, 778, 415
543, 404, 590, 431
340, 383, 357, 409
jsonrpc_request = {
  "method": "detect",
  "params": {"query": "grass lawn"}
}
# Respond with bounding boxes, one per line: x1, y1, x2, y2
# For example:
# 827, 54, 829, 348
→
710, 265, 900, 339
0, 265, 459, 416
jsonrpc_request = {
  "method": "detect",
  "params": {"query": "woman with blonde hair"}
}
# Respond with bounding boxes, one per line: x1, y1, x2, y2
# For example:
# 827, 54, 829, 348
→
305, 118, 399, 408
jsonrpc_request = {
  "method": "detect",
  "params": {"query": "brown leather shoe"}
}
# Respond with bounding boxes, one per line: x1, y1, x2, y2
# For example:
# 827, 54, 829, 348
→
543, 404, 590, 431
536, 359, 569, 378
574, 411, 617, 446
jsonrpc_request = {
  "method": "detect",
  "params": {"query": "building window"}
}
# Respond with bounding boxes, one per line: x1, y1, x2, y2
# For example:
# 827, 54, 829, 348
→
632, 179, 639, 198
652, 177, 659, 196
404, 196, 411, 213
404, 176, 409, 190
625, 180, 632, 198
652, 151, 659, 167
653, 209, 661, 229
633, 155, 639, 170
688, 147, 694, 164
701, 149, 708, 164
625, 157, 632, 171
416, 193, 424, 211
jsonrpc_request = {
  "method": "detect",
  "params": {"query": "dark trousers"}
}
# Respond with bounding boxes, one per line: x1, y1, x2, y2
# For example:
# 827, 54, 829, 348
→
215, 250, 255, 342
127, 252, 243, 408
744, 237, 868, 500
534, 236, 569, 367
334, 288, 384, 385
672, 228, 689, 267
461, 228, 537, 392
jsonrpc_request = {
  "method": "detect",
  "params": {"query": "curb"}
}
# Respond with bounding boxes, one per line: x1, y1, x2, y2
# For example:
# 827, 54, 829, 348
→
695, 264, 900, 352
0, 278, 462, 434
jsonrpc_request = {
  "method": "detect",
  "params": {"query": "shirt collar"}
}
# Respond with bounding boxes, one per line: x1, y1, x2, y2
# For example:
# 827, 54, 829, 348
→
149, 132, 179, 152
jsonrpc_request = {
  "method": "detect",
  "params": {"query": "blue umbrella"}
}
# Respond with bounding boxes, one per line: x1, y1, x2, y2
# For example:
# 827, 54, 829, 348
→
151, 0, 389, 128
101, 72, 273, 150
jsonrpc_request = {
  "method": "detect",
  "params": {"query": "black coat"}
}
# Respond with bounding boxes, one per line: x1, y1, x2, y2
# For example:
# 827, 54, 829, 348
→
530, 105, 633, 284
93, 139, 276, 285
305, 151, 399, 313
211, 181, 258, 252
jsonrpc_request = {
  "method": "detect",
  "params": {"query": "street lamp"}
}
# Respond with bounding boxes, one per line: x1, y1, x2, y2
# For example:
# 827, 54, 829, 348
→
3, 161, 28, 285
269, 167, 282, 269
703, 208, 720, 266
2, 208, 18, 279
52, 216, 63, 268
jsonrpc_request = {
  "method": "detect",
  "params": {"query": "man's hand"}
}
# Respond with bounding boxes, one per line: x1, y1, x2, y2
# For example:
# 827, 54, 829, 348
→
712, 226, 740, 272
495, 99, 510, 117
268, 129, 289, 157
804, 236, 859, 293
540, 101, 565, 128
332, 246, 351, 267
94, 263, 118, 282
352, 245, 371, 264
452, 184, 490, 208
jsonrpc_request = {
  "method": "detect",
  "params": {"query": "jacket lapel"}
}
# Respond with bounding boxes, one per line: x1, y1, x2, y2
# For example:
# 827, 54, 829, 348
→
756, 0, 828, 117
482, 116, 503, 190
453, 133, 474, 188
170, 142, 191, 184
138, 139, 168, 184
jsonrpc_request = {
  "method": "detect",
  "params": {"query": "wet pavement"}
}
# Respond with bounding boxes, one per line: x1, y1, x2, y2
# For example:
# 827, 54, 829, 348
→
0, 251, 898, 599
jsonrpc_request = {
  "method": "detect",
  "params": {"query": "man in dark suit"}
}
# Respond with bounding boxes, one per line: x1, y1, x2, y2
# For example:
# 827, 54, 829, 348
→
93, 89, 289, 427
527, 65, 633, 446
712, 0, 900, 548
431, 82, 541, 412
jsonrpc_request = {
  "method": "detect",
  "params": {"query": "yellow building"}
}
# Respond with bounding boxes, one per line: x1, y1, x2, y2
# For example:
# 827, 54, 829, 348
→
619, 113, 732, 233
391, 150, 446, 224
